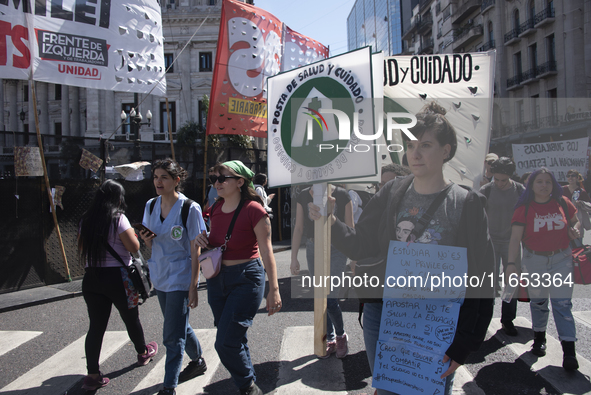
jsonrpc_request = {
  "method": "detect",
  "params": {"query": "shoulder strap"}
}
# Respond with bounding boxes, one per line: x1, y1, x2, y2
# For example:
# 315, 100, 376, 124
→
104, 241, 126, 267
149, 198, 157, 215
181, 199, 194, 230
410, 183, 454, 242
558, 196, 569, 222
482, 183, 492, 200
221, 200, 245, 250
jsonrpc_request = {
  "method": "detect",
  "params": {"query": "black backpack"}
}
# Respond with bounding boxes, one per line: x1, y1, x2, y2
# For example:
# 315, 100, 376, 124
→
149, 197, 194, 230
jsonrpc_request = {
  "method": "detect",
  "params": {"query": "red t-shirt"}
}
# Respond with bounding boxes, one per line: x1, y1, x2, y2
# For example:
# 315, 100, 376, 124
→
511, 197, 577, 251
209, 199, 267, 260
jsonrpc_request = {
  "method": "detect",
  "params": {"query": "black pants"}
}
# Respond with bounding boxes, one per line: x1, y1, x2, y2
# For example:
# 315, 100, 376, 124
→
83, 267, 147, 374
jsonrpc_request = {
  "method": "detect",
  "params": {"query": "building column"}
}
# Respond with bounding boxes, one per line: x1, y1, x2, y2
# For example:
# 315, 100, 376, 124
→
37, 82, 49, 136
152, 95, 161, 137
61, 84, 70, 136
139, 93, 154, 141
104, 90, 115, 137
5, 80, 18, 146
85, 88, 100, 138
70, 87, 80, 137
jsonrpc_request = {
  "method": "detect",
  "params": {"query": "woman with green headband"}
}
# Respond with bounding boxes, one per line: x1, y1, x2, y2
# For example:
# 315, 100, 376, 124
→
195, 160, 281, 395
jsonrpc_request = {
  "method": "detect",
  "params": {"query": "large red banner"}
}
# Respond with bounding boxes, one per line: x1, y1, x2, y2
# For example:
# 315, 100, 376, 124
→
207, 0, 328, 137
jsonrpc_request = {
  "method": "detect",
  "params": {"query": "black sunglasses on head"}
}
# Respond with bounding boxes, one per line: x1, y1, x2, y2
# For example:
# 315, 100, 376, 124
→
209, 175, 240, 184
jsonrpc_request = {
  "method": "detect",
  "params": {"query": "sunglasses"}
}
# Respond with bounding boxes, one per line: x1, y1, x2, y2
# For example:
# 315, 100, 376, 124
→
209, 175, 240, 184
567, 174, 578, 178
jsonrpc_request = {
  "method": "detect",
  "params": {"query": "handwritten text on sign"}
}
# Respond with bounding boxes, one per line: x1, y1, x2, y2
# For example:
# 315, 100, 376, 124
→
373, 241, 467, 395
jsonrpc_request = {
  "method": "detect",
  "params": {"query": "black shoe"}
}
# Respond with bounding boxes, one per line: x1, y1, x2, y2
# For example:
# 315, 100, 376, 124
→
241, 381, 263, 395
158, 388, 176, 395
178, 358, 207, 383
562, 341, 579, 371
531, 331, 547, 356
501, 321, 518, 336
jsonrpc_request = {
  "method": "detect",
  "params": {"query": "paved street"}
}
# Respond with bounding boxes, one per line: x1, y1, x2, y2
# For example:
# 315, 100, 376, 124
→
1, 248, 591, 394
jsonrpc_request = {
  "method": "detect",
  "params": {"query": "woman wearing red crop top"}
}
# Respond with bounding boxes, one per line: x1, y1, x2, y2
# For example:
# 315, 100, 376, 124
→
195, 160, 280, 395
507, 167, 580, 371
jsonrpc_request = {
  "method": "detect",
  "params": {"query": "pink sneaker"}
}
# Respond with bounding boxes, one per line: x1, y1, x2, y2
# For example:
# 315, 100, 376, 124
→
82, 372, 109, 391
318, 341, 336, 359
336, 333, 348, 358
137, 341, 158, 366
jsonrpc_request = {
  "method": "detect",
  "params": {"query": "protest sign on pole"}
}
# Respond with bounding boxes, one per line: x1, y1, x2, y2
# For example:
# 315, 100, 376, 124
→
512, 137, 588, 182
383, 52, 496, 188
266, 46, 377, 187
0, 0, 166, 95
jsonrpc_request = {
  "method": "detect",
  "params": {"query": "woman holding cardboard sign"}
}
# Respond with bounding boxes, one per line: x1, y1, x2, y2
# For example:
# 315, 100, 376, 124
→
194, 160, 281, 395
309, 103, 495, 395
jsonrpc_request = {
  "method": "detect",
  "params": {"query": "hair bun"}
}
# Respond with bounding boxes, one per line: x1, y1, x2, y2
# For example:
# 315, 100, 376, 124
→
423, 102, 447, 116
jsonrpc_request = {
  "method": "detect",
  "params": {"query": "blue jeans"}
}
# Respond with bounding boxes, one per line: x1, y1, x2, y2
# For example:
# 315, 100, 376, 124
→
521, 247, 577, 341
207, 259, 265, 391
306, 239, 346, 341
363, 302, 455, 395
156, 290, 203, 388
493, 241, 518, 323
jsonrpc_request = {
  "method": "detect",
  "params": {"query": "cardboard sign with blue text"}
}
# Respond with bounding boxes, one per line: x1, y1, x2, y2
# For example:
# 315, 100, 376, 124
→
373, 241, 467, 395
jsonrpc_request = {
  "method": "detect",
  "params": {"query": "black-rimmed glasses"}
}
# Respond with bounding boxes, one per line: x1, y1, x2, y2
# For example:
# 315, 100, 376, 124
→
209, 175, 240, 184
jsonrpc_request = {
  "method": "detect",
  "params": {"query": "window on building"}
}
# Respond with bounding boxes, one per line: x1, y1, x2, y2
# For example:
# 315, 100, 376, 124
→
514, 51, 522, 77
164, 53, 174, 73
546, 34, 555, 63
54, 122, 62, 144
121, 103, 133, 136
531, 95, 540, 128
529, 43, 537, 72
488, 22, 493, 44
23, 123, 29, 145
209, 0, 216, 5
160, 101, 176, 138
547, 88, 558, 121
23, 85, 28, 102
198, 100, 207, 129
513, 10, 520, 30
529, 0, 535, 20
199, 52, 213, 72
516, 100, 524, 126
55, 84, 62, 100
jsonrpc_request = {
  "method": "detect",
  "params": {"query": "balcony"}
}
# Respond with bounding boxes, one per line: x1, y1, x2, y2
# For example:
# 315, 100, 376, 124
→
518, 18, 536, 37
402, 15, 433, 40
452, 24, 483, 52
419, 0, 433, 12
506, 74, 523, 90
537, 60, 557, 78
534, 6, 555, 28
504, 28, 521, 45
436, 2, 441, 15
481, 0, 495, 13
521, 67, 538, 84
478, 40, 495, 52
417, 14, 433, 34
451, 0, 481, 25
419, 37, 434, 54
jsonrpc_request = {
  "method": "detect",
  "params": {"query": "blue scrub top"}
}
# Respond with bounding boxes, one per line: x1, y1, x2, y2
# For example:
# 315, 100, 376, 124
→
143, 193, 206, 292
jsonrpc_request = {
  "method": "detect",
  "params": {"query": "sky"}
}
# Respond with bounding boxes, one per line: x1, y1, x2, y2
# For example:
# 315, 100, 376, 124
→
252, 0, 356, 56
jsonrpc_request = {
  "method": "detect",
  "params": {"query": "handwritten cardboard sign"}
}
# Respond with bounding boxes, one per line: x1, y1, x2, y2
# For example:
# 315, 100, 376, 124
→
373, 241, 467, 395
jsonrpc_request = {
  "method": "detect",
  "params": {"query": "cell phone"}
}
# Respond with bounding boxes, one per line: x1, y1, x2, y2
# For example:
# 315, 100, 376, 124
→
132, 223, 156, 237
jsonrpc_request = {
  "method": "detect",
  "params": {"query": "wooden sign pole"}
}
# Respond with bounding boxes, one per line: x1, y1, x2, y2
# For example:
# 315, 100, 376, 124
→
313, 183, 330, 357
31, 82, 71, 281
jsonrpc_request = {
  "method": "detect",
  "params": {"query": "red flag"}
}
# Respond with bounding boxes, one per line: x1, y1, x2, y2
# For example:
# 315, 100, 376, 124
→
207, 0, 283, 137
207, 0, 329, 137
281, 25, 329, 72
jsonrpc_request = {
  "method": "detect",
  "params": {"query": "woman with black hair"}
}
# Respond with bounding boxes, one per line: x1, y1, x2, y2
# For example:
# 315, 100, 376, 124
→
507, 167, 580, 370
309, 102, 495, 395
78, 180, 157, 391
140, 159, 208, 395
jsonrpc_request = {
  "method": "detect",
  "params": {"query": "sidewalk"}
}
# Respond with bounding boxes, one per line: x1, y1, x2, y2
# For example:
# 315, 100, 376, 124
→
0, 240, 291, 314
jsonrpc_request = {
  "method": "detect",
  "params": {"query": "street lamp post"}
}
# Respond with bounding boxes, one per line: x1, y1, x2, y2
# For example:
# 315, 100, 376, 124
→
121, 93, 152, 162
